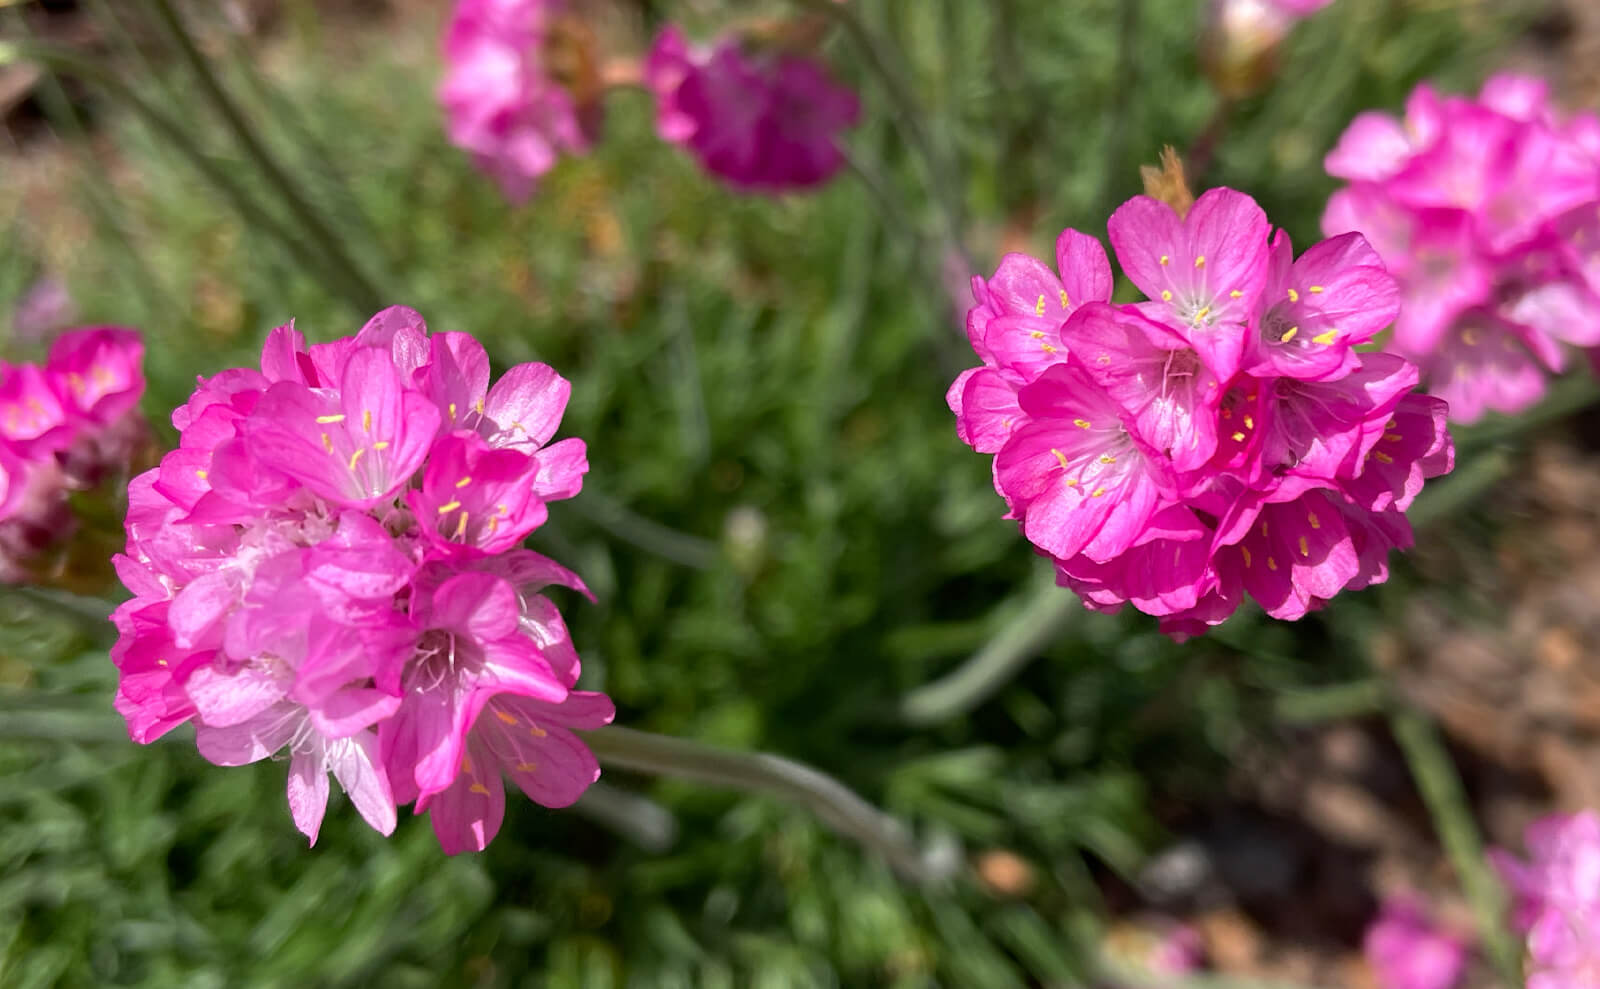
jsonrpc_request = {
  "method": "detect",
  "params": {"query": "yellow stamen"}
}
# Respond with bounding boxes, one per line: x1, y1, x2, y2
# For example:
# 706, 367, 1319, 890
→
1267, 556, 1279, 571
1229, 289, 1243, 299
456, 475, 473, 488
448, 402, 458, 421
321, 433, 333, 452
1035, 294, 1047, 316
515, 762, 539, 773
474, 398, 485, 415
1059, 289, 1070, 308
462, 755, 473, 775
195, 469, 208, 480
1099, 454, 1116, 464
348, 448, 365, 470
470, 783, 491, 796
362, 409, 373, 432
1159, 255, 1170, 266
1030, 330, 1046, 340
1280, 326, 1299, 343
1374, 451, 1394, 464
1243, 415, 1254, 429
1064, 478, 1079, 487
1231, 431, 1246, 442
1298, 536, 1309, 557
1308, 512, 1320, 530
1241, 546, 1253, 567
1193, 306, 1211, 323
494, 709, 517, 725
454, 511, 470, 539
1041, 343, 1058, 353
437, 500, 462, 514
1091, 487, 1106, 497
1385, 432, 1402, 443
1462, 327, 1479, 346
528, 724, 547, 738
1194, 255, 1206, 268
1312, 329, 1338, 345
1051, 448, 1070, 469
1287, 288, 1300, 303
1161, 290, 1173, 302
1073, 418, 1091, 429
372, 440, 390, 451
315, 414, 345, 424
1308, 285, 1323, 294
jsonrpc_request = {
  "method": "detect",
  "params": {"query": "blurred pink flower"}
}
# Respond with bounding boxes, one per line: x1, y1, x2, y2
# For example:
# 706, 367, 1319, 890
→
112, 306, 612, 851
1362, 896, 1470, 989
10, 277, 76, 343
1201, 0, 1334, 99
1324, 73, 1600, 422
950, 188, 1451, 639
1490, 811, 1600, 989
645, 24, 859, 193
439, 0, 591, 203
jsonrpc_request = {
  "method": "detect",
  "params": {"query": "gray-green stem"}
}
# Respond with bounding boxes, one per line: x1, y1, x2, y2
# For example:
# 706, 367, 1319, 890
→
142, 0, 385, 313
583, 724, 958, 884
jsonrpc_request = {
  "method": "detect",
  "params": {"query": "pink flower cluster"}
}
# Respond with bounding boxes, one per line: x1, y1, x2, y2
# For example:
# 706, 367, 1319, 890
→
1362, 896, 1469, 989
645, 25, 859, 193
1491, 811, 1600, 989
440, 0, 592, 204
948, 188, 1453, 639
0, 327, 146, 581
111, 306, 613, 853
1324, 73, 1600, 423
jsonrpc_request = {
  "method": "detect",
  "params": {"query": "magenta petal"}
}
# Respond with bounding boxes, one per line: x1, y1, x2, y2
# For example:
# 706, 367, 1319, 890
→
955, 367, 1025, 453
1325, 111, 1415, 182
327, 730, 396, 837
425, 739, 505, 855
194, 701, 299, 766
481, 361, 571, 450
287, 749, 332, 845
1055, 228, 1115, 308
185, 662, 288, 728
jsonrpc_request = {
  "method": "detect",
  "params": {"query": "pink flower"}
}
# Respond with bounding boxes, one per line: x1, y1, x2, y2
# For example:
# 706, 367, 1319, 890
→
11, 276, 76, 343
1362, 896, 1470, 989
949, 188, 1451, 639
645, 24, 859, 193
439, 0, 591, 203
111, 306, 611, 851
1490, 811, 1600, 989
1201, 0, 1335, 100
0, 326, 149, 581
1324, 73, 1600, 423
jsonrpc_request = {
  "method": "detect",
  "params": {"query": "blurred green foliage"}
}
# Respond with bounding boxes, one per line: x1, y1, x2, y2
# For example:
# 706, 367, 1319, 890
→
0, 0, 1547, 985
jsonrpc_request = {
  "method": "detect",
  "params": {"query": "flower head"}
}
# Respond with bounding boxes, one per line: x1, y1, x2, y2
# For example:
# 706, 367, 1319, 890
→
1201, 0, 1335, 100
950, 188, 1451, 639
1490, 811, 1600, 989
1362, 895, 1470, 989
111, 306, 612, 851
0, 327, 150, 584
1324, 73, 1600, 422
439, 0, 595, 203
645, 24, 859, 193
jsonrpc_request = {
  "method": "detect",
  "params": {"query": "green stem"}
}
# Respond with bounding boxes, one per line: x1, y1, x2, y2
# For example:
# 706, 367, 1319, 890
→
792, 0, 971, 271
900, 571, 1077, 725
583, 724, 958, 883
1455, 373, 1600, 455
567, 491, 720, 571
572, 781, 678, 852
1388, 707, 1521, 984
142, 0, 385, 313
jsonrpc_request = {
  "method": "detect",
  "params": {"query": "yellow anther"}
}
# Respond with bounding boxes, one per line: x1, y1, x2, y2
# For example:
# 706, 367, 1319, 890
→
437, 500, 462, 514
1193, 306, 1211, 324
372, 440, 390, 451
462, 754, 474, 775
1267, 556, 1279, 571
1374, 451, 1394, 464
1241, 546, 1253, 567
448, 402, 458, 421
321, 433, 333, 452
1060, 289, 1071, 308
1385, 432, 1403, 443
1097, 353, 1111, 365
1298, 536, 1309, 557
1091, 487, 1106, 497
196, 469, 208, 480
1099, 454, 1116, 464
1280, 326, 1299, 343
456, 475, 473, 488
494, 709, 518, 725
1035, 294, 1047, 316
1160, 255, 1170, 266
1312, 329, 1338, 345
487, 517, 500, 532
475, 398, 485, 415
1308, 285, 1324, 294
1231, 431, 1246, 442
1041, 344, 1059, 353
1260, 521, 1269, 536
1243, 415, 1254, 429
528, 724, 547, 738
315, 414, 345, 424
469, 783, 491, 796
1462, 327, 1480, 346
1229, 290, 1243, 299
1161, 290, 1173, 302
1073, 418, 1092, 429
1030, 330, 1046, 340
1308, 512, 1321, 529
157, 658, 169, 667
454, 511, 470, 539
1288, 288, 1300, 303
1194, 255, 1206, 268
348, 448, 365, 471
362, 409, 373, 432
1064, 478, 1079, 487
515, 762, 538, 773
496, 503, 508, 514
1052, 448, 1071, 468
